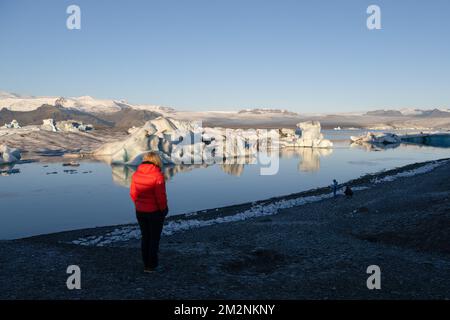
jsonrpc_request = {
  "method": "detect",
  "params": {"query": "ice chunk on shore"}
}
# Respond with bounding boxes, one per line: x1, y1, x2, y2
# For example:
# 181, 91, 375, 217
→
72, 192, 336, 246
372, 160, 448, 183
0, 144, 22, 164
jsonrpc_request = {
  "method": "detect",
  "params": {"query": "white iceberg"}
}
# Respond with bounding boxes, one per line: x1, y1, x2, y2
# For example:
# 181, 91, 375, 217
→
40, 119, 94, 132
94, 117, 332, 166
296, 121, 333, 148
56, 120, 94, 132
280, 121, 333, 148
0, 144, 22, 164
350, 132, 401, 145
2, 119, 21, 129
94, 117, 263, 165
41, 119, 58, 132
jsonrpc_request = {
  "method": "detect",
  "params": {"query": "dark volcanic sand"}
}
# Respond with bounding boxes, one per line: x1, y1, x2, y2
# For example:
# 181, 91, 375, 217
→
1, 160, 450, 299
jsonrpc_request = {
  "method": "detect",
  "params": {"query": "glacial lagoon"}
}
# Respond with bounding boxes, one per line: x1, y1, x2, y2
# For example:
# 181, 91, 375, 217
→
1, 130, 450, 240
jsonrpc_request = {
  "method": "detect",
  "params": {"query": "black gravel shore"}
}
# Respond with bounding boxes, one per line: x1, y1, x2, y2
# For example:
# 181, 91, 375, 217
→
1, 159, 450, 299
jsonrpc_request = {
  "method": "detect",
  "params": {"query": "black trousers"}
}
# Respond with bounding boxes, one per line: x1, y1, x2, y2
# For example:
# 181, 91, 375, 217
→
136, 211, 167, 269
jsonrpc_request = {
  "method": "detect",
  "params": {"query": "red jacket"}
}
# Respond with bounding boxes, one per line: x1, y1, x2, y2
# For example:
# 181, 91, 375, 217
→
130, 162, 168, 213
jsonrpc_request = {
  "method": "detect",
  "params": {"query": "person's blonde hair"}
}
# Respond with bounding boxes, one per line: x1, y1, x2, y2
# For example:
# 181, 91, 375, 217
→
142, 151, 163, 168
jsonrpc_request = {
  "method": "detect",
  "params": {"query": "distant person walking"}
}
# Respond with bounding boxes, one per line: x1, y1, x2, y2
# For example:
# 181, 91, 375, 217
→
130, 152, 168, 273
331, 179, 339, 197
344, 186, 353, 198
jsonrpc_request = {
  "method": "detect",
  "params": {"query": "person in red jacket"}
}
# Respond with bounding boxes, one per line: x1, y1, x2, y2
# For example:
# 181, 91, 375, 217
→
130, 151, 168, 272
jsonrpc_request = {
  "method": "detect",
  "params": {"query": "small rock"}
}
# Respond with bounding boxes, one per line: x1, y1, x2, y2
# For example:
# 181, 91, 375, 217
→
356, 207, 369, 213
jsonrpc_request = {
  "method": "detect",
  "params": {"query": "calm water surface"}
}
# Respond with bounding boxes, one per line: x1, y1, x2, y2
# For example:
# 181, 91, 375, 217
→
1, 130, 449, 239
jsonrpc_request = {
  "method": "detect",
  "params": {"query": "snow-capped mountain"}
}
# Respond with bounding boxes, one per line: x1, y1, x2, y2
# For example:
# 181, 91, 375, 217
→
1, 90, 449, 129
0, 93, 58, 112
399, 108, 427, 116
0, 91, 174, 114
0, 91, 24, 99
400, 108, 450, 116
365, 108, 450, 117
55, 96, 130, 113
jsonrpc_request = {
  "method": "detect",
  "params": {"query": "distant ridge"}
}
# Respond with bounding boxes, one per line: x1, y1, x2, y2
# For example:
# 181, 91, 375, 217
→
93, 107, 163, 128
0, 104, 163, 129
1, 90, 450, 130
0, 90, 173, 114
238, 108, 299, 116
366, 108, 450, 117
420, 108, 450, 117
366, 110, 404, 117
0, 104, 114, 128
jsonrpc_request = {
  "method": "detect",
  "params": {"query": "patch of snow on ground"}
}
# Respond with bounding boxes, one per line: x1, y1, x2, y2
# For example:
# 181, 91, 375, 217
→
71, 187, 368, 247
372, 160, 448, 183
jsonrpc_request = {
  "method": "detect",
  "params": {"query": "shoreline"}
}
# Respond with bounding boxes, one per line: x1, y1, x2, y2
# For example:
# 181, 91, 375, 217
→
2, 157, 450, 299
11, 157, 449, 244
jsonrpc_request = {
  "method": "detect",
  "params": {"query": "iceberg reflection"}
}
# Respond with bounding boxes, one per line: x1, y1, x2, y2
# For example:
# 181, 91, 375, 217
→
350, 142, 401, 152
280, 148, 333, 172
110, 148, 334, 186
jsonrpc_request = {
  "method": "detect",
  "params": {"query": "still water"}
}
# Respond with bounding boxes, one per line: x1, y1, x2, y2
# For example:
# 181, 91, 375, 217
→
1, 130, 449, 239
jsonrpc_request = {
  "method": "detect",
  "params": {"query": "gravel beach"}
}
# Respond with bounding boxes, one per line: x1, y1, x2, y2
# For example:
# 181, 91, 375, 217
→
1, 159, 450, 299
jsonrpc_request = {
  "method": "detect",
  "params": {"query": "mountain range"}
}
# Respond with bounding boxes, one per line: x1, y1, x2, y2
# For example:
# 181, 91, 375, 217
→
1, 91, 450, 130
366, 109, 450, 117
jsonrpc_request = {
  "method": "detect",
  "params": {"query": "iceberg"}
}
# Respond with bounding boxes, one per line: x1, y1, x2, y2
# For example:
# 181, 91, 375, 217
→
0, 144, 22, 164
350, 132, 401, 145
41, 119, 58, 132
2, 119, 21, 129
94, 118, 173, 165
40, 118, 94, 132
94, 116, 333, 166
94, 117, 260, 165
56, 120, 94, 132
280, 121, 333, 148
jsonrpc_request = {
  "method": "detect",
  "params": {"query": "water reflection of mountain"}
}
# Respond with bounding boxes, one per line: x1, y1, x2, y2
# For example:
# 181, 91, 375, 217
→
110, 148, 334, 186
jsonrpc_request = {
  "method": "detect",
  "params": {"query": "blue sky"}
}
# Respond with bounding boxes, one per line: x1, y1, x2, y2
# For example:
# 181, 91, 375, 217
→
0, 0, 449, 112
